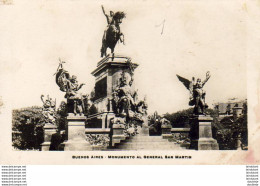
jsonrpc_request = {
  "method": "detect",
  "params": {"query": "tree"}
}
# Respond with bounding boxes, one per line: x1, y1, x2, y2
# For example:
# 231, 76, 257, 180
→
163, 108, 193, 128
12, 106, 45, 150
148, 111, 162, 136
214, 104, 248, 150
12, 101, 72, 150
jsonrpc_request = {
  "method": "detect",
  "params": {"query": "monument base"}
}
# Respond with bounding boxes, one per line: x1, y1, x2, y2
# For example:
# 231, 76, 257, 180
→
64, 113, 91, 151
41, 123, 57, 151
64, 140, 92, 151
112, 123, 126, 146
41, 142, 51, 151
189, 115, 219, 150
198, 138, 219, 150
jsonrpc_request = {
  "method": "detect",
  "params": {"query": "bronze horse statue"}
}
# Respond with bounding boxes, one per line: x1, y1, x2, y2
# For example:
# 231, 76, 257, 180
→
101, 11, 126, 57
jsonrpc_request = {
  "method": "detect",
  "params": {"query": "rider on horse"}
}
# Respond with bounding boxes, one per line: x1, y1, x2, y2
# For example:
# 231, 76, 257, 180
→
102, 5, 114, 26
101, 5, 126, 57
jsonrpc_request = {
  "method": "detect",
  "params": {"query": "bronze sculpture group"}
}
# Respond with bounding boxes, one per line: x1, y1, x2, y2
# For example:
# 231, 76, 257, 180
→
111, 70, 147, 122
45, 5, 212, 137
100, 5, 212, 117
55, 61, 88, 115
177, 71, 211, 115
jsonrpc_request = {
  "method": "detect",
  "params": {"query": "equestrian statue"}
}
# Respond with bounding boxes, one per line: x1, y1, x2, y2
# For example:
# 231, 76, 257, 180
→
100, 5, 126, 57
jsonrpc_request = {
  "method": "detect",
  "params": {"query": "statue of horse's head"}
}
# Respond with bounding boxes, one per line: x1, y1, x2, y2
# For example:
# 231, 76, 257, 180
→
113, 11, 126, 25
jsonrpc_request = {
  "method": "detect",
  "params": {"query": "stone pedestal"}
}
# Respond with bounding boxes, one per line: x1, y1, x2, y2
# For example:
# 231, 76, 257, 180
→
112, 123, 126, 146
64, 114, 91, 151
161, 124, 173, 139
88, 54, 139, 130
91, 55, 138, 114
189, 115, 219, 150
41, 123, 57, 151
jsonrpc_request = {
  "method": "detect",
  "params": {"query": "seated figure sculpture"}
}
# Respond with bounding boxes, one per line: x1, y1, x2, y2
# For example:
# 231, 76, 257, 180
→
111, 70, 147, 121
112, 71, 136, 117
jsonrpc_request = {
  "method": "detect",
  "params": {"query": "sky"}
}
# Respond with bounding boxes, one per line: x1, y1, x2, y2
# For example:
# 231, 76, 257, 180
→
0, 0, 247, 115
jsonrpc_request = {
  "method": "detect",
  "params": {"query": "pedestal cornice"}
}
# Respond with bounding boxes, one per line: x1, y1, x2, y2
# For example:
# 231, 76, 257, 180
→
91, 54, 138, 77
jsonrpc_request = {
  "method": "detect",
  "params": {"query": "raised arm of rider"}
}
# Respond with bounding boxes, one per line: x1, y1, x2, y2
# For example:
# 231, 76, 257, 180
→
101, 5, 106, 16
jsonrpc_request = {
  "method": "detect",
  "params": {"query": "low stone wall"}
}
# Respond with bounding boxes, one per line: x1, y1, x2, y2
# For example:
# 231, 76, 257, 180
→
161, 124, 173, 139
171, 128, 190, 138
171, 128, 191, 149
87, 112, 114, 129
85, 128, 111, 134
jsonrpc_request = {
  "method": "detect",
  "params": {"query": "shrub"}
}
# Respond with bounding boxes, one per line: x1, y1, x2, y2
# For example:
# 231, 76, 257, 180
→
12, 106, 45, 150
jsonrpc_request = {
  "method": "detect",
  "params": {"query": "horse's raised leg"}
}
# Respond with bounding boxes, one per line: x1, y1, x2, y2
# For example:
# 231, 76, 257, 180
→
111, 48, 115, 61
112, 52, 114, 61
101, 43, 107, 58
101, 30, 108, 57
104, 47, 107, 57
101, 46, 104, 57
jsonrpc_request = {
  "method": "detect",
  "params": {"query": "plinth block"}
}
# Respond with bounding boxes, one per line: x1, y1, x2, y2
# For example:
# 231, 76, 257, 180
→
67, 114, 87, 141
112, 124, 125, 135
43, 124, 57, 142
64, 114, 91, 151
41, 124, 57, 151
189, 115, 219, 150
112, 123, 126, 146
41, 142, 51, 151
198, 138, 219, 150
64, 140, 92, 151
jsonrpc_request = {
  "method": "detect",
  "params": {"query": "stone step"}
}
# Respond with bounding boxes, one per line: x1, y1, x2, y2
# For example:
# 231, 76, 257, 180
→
117, 144, 182, 150
121, 141, 171, 145
116, 143, 182, 150
114, 135, 183, 150
118, 141, 175, 148
127, 136, 170, 142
